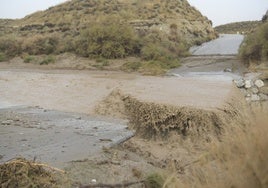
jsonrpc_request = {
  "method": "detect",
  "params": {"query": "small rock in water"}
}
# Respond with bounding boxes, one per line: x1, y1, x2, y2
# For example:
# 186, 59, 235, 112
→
254, 79, 264, 88
91, 179, 97, 183
245, 80, 252, 89
251, 94, 260, 101
224, 68, 232, 72
234, 78, 245, 88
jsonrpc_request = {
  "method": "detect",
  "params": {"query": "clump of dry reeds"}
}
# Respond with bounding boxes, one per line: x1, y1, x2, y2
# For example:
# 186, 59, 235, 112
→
0, 158, 66, 188
164, 106, 268, 188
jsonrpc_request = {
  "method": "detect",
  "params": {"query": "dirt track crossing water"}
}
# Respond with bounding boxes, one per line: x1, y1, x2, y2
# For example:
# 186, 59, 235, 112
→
0, 106, 133, 167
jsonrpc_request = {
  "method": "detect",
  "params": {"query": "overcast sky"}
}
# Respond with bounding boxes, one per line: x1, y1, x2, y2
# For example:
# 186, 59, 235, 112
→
0, 0, 267, 26
188, 0, 268, 26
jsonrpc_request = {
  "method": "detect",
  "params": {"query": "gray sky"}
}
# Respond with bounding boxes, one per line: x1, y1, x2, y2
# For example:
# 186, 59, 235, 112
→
0, 0, 267, 26
188, 0, 268, 26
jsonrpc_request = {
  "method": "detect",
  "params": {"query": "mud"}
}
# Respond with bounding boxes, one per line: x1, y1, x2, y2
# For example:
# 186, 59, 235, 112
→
0, 106, 132, 168
95, 86, 248, 141
0, 65, 260, 187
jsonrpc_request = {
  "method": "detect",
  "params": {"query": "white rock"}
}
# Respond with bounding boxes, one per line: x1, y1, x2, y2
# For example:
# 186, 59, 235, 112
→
250, 87, 259, 94
245, 97, 251, 102
259, 93, 268, 101
234, 78, 245, 88
251, 94, 260, 101
224, 68, 232, 72
254, 79, 264, 88
91, 179, 97, 183
245, 80, 252, 89
240, 88, 248, 96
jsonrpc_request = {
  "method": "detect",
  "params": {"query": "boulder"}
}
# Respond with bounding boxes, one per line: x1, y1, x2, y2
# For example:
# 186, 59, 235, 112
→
224, 68, 232, 72
239, 88, 248, 96
245, 97, 251, 102
244, 80, 253, 89
254, 79, 264, 88
250, 86, 259, 94
234, 78, 245, 88
251, 94, 260, 101
259, 93, 268, 101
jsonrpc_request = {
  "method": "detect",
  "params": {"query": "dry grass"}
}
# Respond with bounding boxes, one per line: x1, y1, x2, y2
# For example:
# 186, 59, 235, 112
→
100, 89, 267, 188
0, 158, 69, 187
162, 106, 268, 188
0, 0, 216, 53
239, 21, 268, 65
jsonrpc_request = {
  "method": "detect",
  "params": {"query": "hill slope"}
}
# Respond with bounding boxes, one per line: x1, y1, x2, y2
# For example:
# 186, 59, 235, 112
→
12, 0, 215, 41
214, 21, 261, 34
0, 0, 216, 73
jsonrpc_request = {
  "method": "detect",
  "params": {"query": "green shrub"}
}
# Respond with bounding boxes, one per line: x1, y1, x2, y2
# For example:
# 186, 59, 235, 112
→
93, 58, 110, 69
121, 61, 142, 72
141, 42, 180, 70
76, 21, 141, 58
141, 44, 165, 61
0, 37, 22, 57
239, 22, 268, 64
141, 61, 166, 75
39, 55, 55, 65
0, 52, 7, 62
23, 55, 35, 63
22, 35, 59, 55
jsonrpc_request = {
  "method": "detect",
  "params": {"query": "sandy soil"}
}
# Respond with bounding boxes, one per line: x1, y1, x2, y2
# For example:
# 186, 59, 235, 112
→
0, 68, 234, 113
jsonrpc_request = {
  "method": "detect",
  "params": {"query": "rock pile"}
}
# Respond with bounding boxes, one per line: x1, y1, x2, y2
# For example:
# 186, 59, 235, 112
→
234, 78, 268, 102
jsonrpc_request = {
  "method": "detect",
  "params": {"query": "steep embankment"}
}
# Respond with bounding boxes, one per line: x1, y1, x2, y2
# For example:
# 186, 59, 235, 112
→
95, 86, 248, 141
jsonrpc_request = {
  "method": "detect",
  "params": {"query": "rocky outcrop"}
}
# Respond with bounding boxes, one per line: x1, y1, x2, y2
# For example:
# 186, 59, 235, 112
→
234, 78, 268, 102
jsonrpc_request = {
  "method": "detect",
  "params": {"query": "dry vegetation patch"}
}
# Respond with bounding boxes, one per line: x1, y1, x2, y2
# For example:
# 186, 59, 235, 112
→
0, 158, 68, 188
0, 0, 217, 74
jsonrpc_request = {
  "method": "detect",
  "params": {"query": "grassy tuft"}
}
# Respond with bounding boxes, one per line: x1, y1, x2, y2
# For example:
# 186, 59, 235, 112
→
75, 20, 141, 59
0, 52, 7, 62
239, 22, 268, 65
121, 61, 142, 72
23, 55, 35, 63
145, 173, 165, 188
39, 55, 55, 65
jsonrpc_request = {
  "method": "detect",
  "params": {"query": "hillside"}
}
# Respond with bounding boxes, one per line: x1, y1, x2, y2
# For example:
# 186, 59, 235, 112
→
9, 0, 216, 41
214, 21, 261, 34
0, 0, 216, 74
